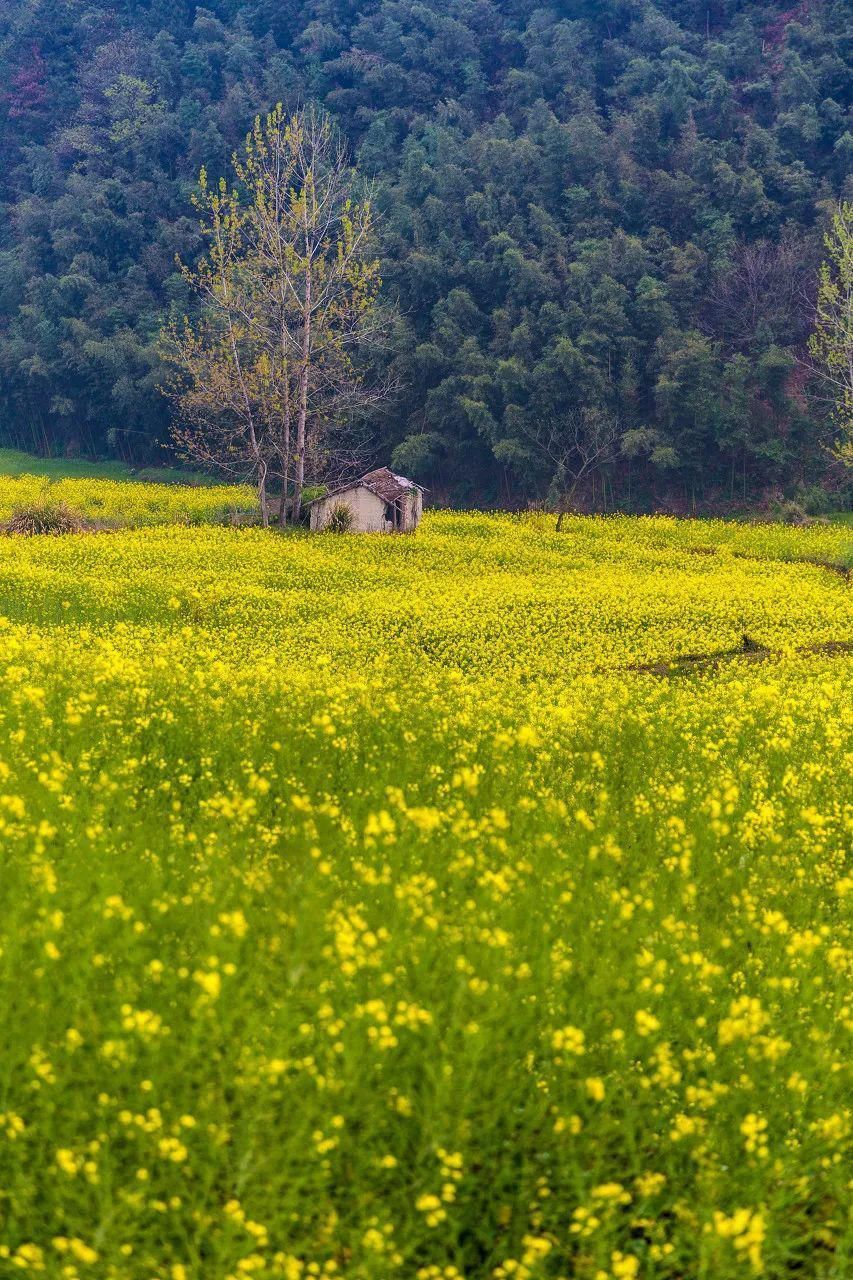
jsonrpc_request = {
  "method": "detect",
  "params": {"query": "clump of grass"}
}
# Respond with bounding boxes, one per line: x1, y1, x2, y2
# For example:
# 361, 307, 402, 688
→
324, 501, 354, 533
4, 500, 84, 535
770, 499, 811, 526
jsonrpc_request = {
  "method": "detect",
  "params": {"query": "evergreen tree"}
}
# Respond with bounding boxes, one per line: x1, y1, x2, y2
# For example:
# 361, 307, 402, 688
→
0, 0, 850, 505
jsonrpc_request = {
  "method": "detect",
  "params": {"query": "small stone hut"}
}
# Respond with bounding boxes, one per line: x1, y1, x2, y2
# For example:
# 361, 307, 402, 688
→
308, 468, 424, 533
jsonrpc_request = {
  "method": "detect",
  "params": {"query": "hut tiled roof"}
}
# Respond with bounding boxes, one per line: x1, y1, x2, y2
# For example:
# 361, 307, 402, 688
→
359, 467, 423, 502
307, 467, 425, 505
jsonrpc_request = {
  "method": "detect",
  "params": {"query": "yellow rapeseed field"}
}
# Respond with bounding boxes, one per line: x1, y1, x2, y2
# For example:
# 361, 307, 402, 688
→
0, 496, 850, 1280
0, 473, 256, 526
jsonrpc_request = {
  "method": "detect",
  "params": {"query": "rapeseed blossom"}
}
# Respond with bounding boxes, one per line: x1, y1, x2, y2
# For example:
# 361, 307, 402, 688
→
0, 500, 849, 1277
0, 472, 254, 526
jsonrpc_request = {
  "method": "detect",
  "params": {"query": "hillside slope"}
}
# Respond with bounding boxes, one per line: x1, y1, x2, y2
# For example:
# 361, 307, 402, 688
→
1, 1, 851, 504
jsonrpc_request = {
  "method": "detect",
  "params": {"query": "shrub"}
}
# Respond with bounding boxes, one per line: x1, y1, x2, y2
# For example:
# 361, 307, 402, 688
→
776, 500, 810, 526
4, 501, 84, 535
324, 502, 354, 533
764, 499, 810, 526
795, 485, 834, 516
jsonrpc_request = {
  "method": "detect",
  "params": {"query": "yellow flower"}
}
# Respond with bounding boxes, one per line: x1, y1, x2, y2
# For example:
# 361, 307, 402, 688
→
193, 969, 221, 999
611, 1252, 640, 1279
55, 1148, 80, 1176
552, 1025, 586, 1055
713, 1208, 766, 1274
416, 1193, 447, 1227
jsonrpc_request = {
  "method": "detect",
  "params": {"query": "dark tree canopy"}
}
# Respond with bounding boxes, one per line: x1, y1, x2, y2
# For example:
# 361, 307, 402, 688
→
1, 0, 851, 507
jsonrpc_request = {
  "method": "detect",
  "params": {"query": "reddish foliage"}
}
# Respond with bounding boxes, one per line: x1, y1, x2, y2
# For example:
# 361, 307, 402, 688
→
6, 42, 48, 120
785, 362, 810, 412
763, 3, 810, 54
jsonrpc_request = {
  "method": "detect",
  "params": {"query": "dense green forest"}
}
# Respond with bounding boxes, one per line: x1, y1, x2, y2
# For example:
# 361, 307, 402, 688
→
1, 0, 851, 508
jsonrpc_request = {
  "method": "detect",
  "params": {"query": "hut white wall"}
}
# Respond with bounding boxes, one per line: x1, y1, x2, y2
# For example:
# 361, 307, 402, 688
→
399, 487, 422, 531
309, 487, 387, 532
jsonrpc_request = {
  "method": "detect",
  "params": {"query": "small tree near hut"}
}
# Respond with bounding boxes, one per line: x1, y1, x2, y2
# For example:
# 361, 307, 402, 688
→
162, 105, 388, 524
809, 201, 853, 467
514, 408, 618, 529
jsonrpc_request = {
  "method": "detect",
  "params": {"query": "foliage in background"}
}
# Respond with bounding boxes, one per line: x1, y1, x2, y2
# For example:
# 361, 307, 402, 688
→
0, 1, 852, 505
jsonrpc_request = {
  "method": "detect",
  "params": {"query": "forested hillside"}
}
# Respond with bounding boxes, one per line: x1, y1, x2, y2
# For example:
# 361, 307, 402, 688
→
1, 1, 851, 507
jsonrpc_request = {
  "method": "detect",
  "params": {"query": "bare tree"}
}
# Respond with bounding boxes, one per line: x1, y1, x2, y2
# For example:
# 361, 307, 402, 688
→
522, 409, 619, 530
161, 104, 390, 524
701, 232, 815, 355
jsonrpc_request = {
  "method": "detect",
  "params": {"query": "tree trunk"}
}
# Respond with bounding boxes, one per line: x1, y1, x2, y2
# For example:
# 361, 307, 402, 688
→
292, 260, 312, 525
293, 429, 305, 523
556, 479, 579, 531
290, 348, 311, 527
277, 399, 292, 527
258, 462, 269, 528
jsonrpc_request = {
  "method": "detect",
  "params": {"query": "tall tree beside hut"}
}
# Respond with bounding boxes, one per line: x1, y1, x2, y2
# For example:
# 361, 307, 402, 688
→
809, 202, 853, 468
161, 104, 386, 524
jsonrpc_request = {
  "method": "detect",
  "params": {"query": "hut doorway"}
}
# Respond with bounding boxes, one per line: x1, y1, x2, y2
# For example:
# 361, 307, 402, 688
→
385, 500, 403, 530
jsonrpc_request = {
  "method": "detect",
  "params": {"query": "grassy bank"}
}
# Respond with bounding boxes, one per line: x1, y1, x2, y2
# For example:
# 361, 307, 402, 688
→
0, 470, 256, 528
0, 447, 226, 486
